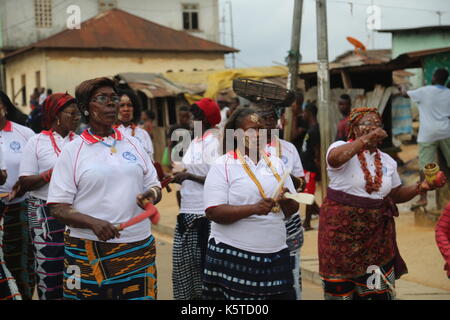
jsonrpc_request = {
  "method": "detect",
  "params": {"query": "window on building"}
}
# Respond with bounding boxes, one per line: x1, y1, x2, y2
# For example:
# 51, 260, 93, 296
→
35, 0, 53, 28
182, 4, 199, 31
21, 74, 26, 106
10, 78, 15, 104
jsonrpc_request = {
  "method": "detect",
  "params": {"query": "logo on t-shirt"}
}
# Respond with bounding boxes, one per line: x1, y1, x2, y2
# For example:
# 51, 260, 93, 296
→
122, 151, 137, 162
9, 141, 21, 152
281, 155, 288, 165
382, 166, 387, 174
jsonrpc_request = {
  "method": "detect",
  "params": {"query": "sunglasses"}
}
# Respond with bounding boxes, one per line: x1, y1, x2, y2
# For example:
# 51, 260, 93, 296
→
91, 95, 120, 105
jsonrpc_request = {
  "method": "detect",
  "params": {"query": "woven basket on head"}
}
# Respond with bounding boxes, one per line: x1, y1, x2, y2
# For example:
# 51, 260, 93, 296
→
232, 78, 294, 107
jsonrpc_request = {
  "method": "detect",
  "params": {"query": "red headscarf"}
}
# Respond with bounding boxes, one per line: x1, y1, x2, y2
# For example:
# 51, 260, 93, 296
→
194, 98, 221, 127
347, 107, 381, 140
42, 93, 76, 129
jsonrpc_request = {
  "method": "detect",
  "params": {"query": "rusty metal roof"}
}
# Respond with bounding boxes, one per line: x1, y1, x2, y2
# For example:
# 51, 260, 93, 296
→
333, 49, 392, 65
4, 9, 238, 60
116, 72, 192, 98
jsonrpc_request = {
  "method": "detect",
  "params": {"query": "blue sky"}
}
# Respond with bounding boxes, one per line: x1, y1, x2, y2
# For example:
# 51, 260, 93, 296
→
219, 0, 450, 67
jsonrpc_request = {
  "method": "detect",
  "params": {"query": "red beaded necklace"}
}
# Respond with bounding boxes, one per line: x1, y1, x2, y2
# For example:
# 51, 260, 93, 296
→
357, 150, 383, 194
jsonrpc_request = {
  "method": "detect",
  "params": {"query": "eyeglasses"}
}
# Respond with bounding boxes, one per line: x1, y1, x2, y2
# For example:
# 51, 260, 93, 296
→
91, 95, 120, 105
61, 111, 82, 118
358, 121, 384, 129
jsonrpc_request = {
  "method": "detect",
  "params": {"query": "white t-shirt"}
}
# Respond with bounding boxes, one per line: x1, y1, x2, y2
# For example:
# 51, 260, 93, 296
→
266, 138, 305, 178
180, 132, 220, 215
204, 152, 296, 254
47, 129, 161, 243
116, 124, 154, 161
407, 85, 450, 143
19, 131, 77, 200
0, 121, 35, 204
326, 141, 402, 199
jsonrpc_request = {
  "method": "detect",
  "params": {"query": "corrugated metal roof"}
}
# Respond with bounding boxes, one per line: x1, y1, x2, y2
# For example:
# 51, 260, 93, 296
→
333, 49, 392, 65
3, 9, 238, 61
117, 73, 191, 98
377, 25, 450, 33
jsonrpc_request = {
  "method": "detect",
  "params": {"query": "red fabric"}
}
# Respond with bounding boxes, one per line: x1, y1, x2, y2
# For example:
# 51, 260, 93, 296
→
80, 128, 123, 144
2, 121, 12, 132
436, 203, 450, 278
194, 98, 221, 127
318, 190, 402, 279
42, 93, 75, 129
336, 117, 350, 141
304, 170, 317, 194
40, 168, 53, 183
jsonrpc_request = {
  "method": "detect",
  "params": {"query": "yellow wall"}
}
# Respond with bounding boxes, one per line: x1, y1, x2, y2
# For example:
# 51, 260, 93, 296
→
45, 50, 225, 94
4, 50, 47, 114
4, 49, 226, 113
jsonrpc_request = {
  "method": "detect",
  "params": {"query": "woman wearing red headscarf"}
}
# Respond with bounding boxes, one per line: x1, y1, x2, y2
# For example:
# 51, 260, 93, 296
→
319, 107, 447, 300
19, 93, 80, 299
170, 98, 221, 300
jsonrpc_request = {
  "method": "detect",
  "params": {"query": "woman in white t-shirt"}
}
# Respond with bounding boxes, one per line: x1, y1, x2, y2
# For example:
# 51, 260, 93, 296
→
19, 93, 80, 300
0, 90, 36, 300
202, 107, 299, 300
319, 107, 446, 300
115, 87, 154, 161
46, 78, 161, 300
170, 98, 221, 300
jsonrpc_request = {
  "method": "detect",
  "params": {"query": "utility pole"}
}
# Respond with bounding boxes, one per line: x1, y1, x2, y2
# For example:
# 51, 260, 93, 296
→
228, 0, 236, 68
284, 0, 303, 142
316, 0, 331, 200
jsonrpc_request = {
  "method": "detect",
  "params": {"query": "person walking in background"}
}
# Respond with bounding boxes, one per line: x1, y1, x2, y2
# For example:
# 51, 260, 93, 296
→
170, 98, 221, 300
39, 89, 52, 107
0, 91, 36, 300
140, 110, 156, 140
47, 77, 161, 300
19, 93, 80, 300
335, 94, 351, 142
167, 106, 192, 208
299, 102, 321, 231
115, 86, 154, 161
404, 69, 450, 208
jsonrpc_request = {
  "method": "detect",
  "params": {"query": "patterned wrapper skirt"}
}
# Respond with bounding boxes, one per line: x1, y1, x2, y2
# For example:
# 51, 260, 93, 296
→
172, 213, 210, 300
285, 213, 304, 300
27, 196, 65, 300
0, 200, 36, 300
322, 259, 396, 300
63, 234, 157, 300
202, 238, 295, 300
0, 214, 22, 300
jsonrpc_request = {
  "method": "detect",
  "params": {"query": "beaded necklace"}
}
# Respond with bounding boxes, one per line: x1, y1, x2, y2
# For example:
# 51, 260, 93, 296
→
88, 129, 118, 153
357, 150, 383, 194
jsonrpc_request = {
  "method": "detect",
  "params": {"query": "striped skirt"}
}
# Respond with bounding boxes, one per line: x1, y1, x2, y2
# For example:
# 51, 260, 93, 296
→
63, 234, 157, 300
0, 214, 21, 300
172, 213, 211, 300
285, 213, 304, 299
27, 196, 65, 300
322, 259, 396, 300
0, 200, 36, 300
202, 238, 295, 300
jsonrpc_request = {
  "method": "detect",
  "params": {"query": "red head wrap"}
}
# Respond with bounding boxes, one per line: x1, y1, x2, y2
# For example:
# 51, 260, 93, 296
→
194, 98, 221, 127
347, 107, 381, 140
43, 93, 76, 129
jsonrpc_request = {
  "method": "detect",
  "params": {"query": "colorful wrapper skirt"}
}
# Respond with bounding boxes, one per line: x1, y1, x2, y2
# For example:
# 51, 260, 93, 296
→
172, 213, 210, 300
27, 196, 65, 300
0, 214, 21, 300
202, 238, 295, 300
63, 234, 157, 300
0, 200, 36, 300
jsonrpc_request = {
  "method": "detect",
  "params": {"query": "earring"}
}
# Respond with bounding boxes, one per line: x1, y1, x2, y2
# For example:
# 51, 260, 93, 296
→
84, 110, 89, 116
57, 119, 60, 126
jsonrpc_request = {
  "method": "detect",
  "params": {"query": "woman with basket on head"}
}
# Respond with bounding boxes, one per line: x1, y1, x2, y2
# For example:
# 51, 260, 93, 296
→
202, 106, 299, 300
319, 107, 446, 300
47, 77, 161, 300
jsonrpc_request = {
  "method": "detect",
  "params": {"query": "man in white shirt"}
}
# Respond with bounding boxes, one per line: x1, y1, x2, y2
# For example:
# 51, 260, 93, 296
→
405, 69, 450, 206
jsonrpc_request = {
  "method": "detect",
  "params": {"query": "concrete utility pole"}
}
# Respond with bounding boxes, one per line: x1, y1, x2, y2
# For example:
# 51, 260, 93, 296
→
316, 0, 331, 200
284, 0, 303, 142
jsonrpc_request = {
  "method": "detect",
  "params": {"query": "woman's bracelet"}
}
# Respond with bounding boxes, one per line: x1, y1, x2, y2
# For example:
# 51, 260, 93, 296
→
415, 181, 423, 195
